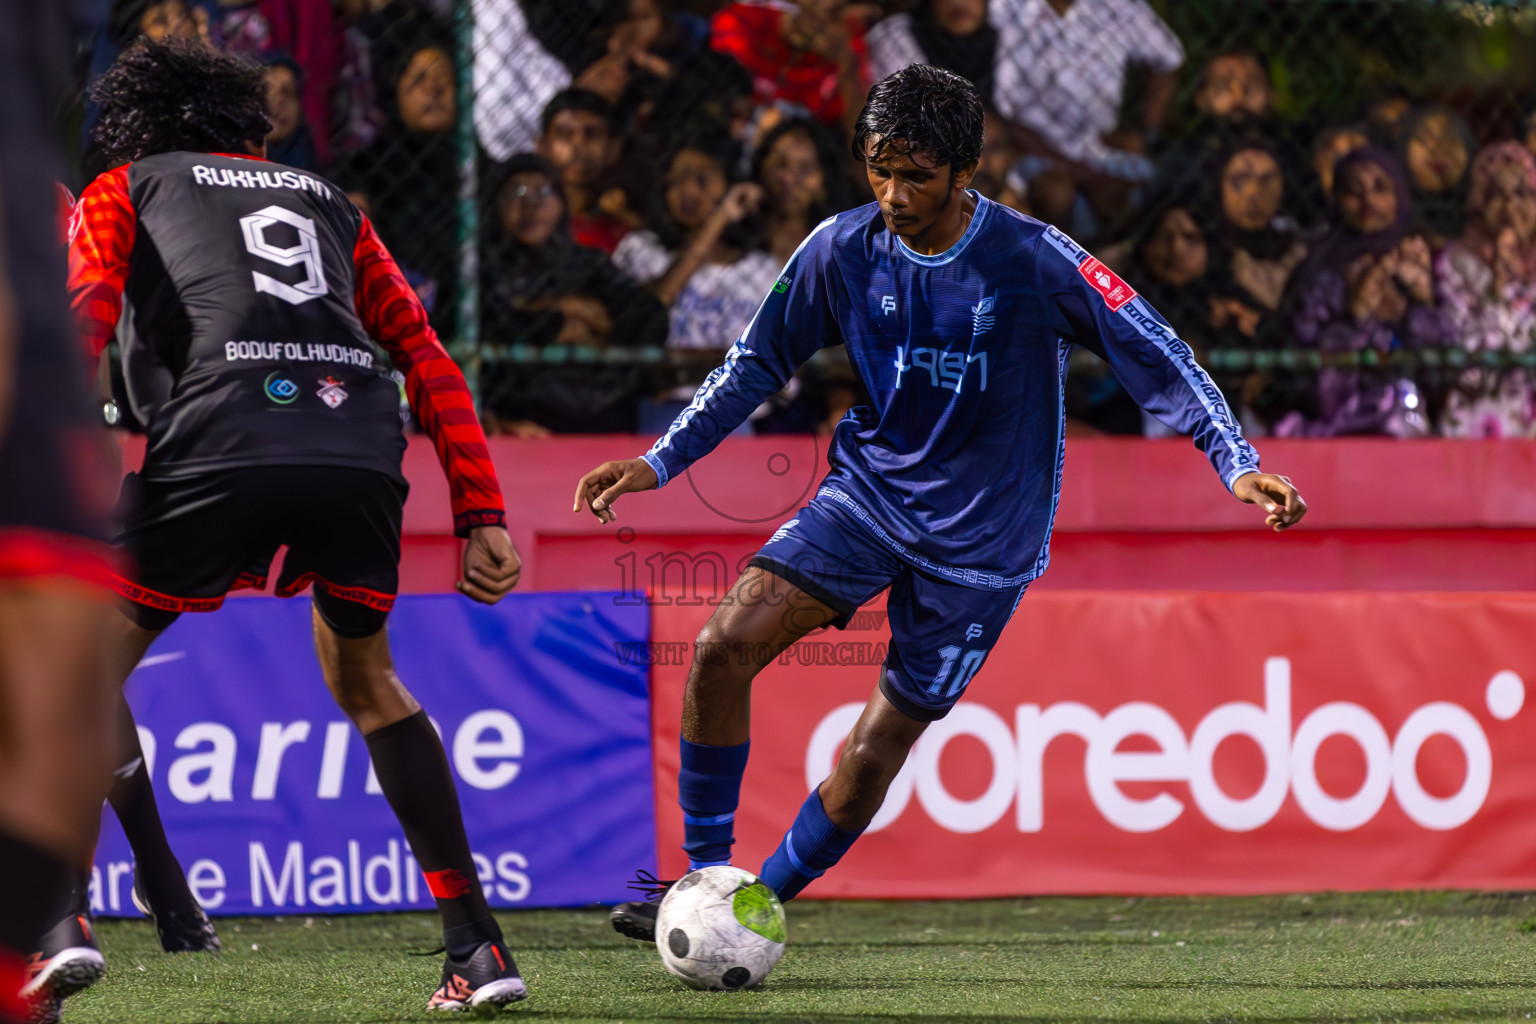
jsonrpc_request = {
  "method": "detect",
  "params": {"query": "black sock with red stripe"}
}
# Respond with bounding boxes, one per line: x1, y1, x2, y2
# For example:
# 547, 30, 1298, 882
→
364, 711, 501, 952
109, 695, 192, 912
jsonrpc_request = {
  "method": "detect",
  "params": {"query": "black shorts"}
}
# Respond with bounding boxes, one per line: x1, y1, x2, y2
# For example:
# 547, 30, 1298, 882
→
113, 466, 407, 637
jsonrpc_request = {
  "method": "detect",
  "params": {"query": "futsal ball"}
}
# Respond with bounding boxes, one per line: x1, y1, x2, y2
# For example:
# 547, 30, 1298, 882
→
655, 866, 787, 990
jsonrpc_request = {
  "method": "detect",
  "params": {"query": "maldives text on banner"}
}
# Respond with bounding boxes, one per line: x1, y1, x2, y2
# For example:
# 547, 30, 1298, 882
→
94, 592, 654, 916
651, 592, 1536, 896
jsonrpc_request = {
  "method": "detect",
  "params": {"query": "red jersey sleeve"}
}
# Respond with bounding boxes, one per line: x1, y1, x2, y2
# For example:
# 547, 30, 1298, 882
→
352, 214, 506, 536
67, 165, 134, 363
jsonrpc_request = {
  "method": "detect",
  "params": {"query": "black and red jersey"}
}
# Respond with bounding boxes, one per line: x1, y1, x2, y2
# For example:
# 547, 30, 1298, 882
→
69, 151, 504, 535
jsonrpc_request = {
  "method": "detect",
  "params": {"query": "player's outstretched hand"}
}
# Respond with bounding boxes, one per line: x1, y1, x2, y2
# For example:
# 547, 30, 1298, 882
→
573, 458, 659, 524
458, 526, 521, 604
1232, 472, 1308, 532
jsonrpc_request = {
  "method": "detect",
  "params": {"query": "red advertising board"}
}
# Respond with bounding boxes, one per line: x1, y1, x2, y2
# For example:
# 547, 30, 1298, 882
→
117, 435, 1536, 592
650, 592, 1536, 896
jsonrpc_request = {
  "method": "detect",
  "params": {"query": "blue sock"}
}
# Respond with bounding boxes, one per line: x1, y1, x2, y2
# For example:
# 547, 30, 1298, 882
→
759, 787, 863, 901
678, 738, 750, 870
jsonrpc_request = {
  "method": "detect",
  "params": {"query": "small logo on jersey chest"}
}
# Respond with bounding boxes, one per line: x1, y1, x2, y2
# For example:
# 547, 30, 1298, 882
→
971, 294, 996, 336
1078, 257, 1137, 311
264, 372, 299, 404
881, 295, 896, 315
317, 376, 349, 408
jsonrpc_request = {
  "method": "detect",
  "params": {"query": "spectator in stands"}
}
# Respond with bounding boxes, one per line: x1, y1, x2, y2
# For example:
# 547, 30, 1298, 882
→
261, 54, 319, 171
1154, 50, 1280, 199
133, 0, 199, 41
475, 0, 705, 164
986, 0, 1183, 236
1365, 90, 1414, 149
373, 28, 458, 142
188, 0, 339, 163
474, 0, 569, 162
1437, 140, 1536, 437
648, 48, 756, 152
479, 154, 665, 436
867, 0, 996, 106
1194, 51, 1273, 131
1402, 105, 1474, 243
1280, 146, 1449, 437
751, 116, 857, 265
190, 0, 272, 51
710, 0, 872, 132
1305, 121, 1371, 225
537, 89, 634, 253
1209, 139, 1307, 335
570, 0, 705, 104
343, 28, 460, 330
1128, 195, 1213, 349
329, 0, 390, 156
1130, 191, 1289, 436
612, 136, 778, 351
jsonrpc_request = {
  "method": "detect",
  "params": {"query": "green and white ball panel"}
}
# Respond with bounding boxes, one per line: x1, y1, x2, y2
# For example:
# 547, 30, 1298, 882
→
654, 866, 787, 990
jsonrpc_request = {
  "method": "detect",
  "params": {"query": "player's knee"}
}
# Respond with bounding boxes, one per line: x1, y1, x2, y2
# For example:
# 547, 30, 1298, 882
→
324, 657, 400, 721
326, 671, 375, 718
691, 620, 738, 672
836, 736, 906, 789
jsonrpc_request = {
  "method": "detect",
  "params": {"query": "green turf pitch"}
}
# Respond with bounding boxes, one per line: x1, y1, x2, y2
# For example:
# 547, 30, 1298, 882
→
65, 892, 1536, 1023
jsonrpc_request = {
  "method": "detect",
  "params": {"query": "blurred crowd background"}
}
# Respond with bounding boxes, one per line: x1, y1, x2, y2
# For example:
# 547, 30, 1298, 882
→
64, 0, 1536, 440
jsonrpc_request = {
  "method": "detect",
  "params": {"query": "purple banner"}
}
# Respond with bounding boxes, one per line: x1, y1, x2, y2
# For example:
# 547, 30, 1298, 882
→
93, 592, 653, 915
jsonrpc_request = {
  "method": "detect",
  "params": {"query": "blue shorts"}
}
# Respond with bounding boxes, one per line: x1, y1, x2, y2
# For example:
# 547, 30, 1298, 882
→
747, 499, 1026, 721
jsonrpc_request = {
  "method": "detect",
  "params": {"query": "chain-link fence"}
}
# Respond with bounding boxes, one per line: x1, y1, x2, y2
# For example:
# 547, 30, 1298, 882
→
81, 0, 1536, 438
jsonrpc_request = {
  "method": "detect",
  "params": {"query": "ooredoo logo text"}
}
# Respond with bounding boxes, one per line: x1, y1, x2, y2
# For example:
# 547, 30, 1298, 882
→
807, 657, 1522, 835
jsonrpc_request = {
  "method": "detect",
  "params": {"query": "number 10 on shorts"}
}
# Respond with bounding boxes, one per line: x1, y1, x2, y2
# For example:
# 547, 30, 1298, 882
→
929, 646, 985, 698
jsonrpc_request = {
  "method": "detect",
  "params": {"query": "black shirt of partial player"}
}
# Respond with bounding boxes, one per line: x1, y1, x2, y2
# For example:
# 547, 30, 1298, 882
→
118, 152, 405, 483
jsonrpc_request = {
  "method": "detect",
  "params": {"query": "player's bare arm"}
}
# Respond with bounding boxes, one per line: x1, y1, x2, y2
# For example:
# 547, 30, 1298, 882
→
1231, 471, 1308, 532
573, 458, 658, 524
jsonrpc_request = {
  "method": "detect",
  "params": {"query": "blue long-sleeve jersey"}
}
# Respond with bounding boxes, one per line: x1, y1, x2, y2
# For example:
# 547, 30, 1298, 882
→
642, 195, 1262, 589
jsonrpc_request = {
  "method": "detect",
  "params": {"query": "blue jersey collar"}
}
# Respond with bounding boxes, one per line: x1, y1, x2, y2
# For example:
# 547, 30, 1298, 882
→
893, 191, 989, 267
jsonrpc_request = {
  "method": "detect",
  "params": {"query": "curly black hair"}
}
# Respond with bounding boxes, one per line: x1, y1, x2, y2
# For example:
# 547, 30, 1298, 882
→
851, 64, 984, 173
91, 37, 271, 166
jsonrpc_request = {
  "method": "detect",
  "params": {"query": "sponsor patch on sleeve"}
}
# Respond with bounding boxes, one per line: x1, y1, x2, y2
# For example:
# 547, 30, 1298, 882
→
1077, 257, 1137, 312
